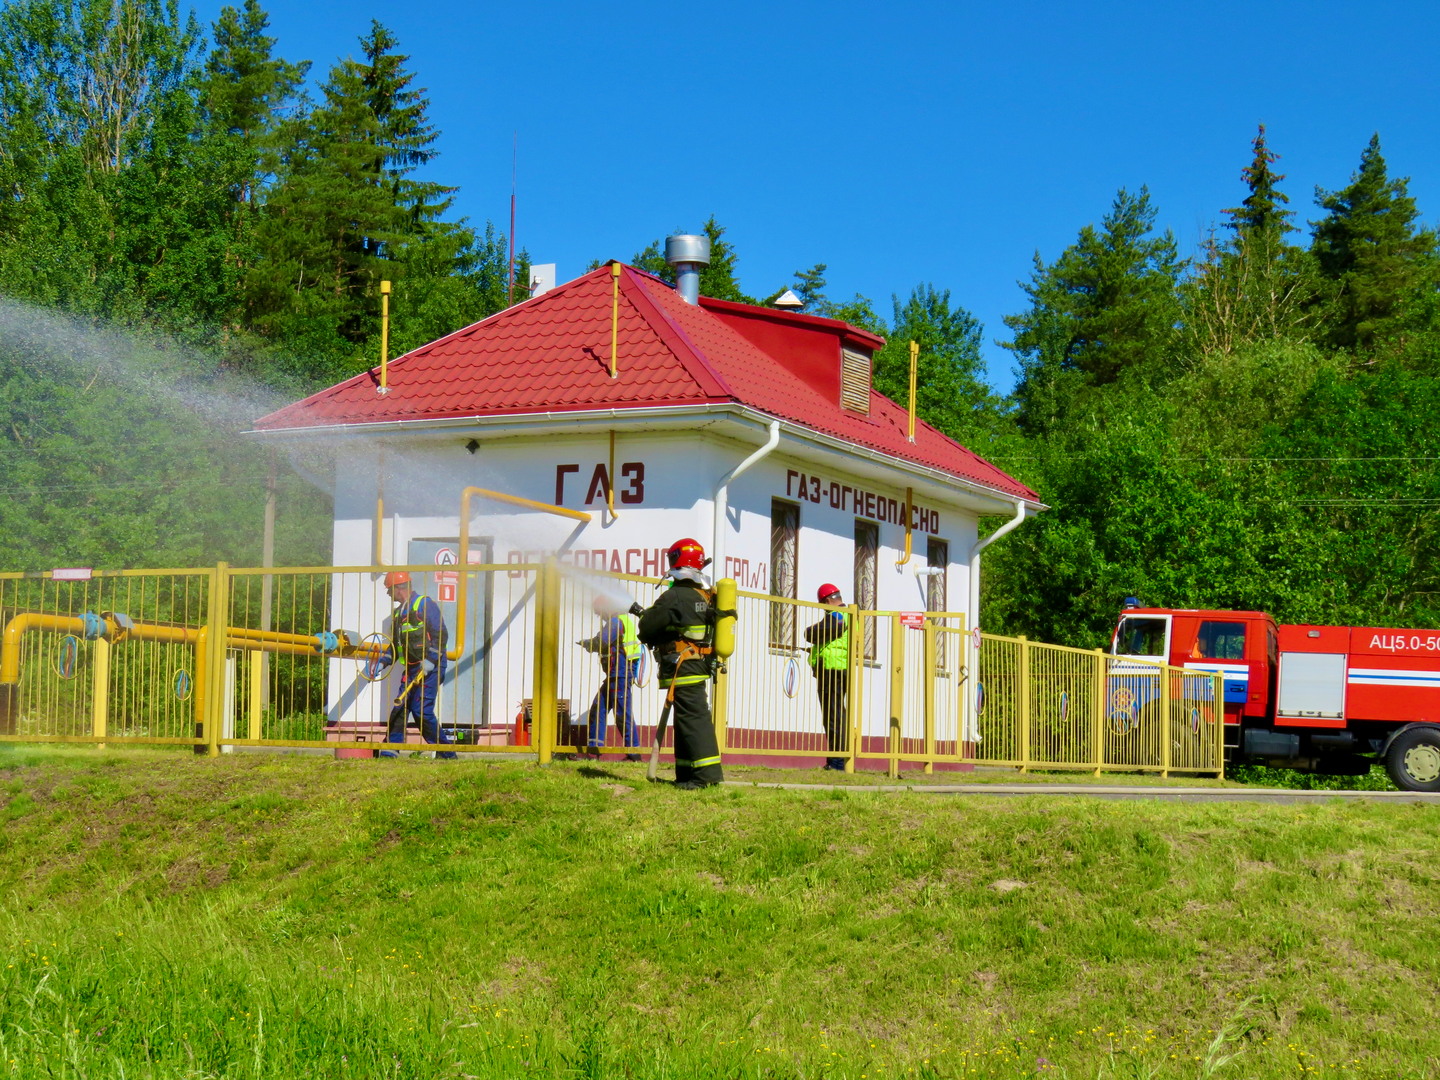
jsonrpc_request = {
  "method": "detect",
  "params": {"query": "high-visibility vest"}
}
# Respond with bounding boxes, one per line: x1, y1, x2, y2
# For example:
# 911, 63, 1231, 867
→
808, 612, 851, 671
618, 612, 642, 662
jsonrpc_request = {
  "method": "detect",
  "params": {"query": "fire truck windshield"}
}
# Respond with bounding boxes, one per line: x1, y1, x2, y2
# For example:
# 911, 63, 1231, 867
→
1115, 617, 1167, 657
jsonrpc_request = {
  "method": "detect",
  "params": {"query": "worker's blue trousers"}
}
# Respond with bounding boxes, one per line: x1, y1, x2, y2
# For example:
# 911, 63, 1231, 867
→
585, 661, 640, 749
385, 661, 456, 759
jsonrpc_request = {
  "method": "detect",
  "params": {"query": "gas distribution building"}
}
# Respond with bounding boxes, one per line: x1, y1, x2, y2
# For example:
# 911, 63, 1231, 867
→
252, 236, 1042, 755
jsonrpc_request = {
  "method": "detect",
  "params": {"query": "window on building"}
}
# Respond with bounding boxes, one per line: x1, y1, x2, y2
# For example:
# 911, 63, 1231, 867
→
853, 519, 878, 661
770, 499, 799, 649
926, 538, 949, 671
840, 349, 871, 415
1194, 621, 1246, 661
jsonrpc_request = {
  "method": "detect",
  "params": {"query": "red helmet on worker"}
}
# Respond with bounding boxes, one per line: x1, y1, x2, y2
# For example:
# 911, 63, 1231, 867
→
666, 537, 709, 571
382, 570, 411, 588
817, 583, 842, 603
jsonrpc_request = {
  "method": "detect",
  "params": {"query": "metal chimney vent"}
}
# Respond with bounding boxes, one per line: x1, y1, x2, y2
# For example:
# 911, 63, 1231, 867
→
664, 234, 710, 304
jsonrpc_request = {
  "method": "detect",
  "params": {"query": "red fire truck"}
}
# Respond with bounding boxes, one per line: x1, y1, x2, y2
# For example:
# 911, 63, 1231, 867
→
1111, 600, 1440, 791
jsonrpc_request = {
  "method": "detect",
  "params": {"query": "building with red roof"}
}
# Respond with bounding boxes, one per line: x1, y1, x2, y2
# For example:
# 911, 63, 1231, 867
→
252, 241, 1041, 755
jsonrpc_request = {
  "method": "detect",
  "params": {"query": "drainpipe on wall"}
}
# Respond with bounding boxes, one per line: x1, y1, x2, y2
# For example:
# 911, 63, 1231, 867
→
712, 421, 781, 578
963, 500, 1028, 744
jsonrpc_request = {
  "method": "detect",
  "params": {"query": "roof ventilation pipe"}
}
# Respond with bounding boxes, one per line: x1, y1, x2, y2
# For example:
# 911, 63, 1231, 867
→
665, 234, 710, 305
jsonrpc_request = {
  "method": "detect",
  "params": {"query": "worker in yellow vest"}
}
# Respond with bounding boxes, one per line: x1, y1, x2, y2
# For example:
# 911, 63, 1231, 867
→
805, 583, 850, 771
578, 594, 643, 760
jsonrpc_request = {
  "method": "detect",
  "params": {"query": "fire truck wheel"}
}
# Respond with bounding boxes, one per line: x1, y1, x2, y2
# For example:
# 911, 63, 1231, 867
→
1384, 726, 1440, 792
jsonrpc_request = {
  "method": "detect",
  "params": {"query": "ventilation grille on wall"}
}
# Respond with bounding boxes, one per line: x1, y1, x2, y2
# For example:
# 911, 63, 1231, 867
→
840, 349, 871, 415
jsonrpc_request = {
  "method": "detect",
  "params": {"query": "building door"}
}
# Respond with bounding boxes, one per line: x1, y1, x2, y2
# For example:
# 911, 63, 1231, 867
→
408, 537, 494, 731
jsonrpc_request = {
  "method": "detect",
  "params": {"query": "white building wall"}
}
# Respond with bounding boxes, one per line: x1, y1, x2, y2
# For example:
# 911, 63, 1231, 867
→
324, 427, 984, 743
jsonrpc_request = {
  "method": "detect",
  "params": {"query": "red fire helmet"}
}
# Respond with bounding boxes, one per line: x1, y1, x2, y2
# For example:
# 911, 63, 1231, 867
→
666, 537, 708, 570
382, 570, 411, 588
817, 583, 842, 602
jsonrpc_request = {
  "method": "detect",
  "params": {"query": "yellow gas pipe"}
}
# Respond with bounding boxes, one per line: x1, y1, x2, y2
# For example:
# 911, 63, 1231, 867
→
606, 430, 617, 521
448, 487, 592, 661
895, 486, 914, 569
0, 613, 388, 745
907, 340, 918, 443
377, 280, 392, 395
609, 262, 620, 379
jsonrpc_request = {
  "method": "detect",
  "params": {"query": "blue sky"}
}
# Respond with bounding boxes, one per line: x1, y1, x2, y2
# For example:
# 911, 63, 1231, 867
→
192, 0, 1440, 392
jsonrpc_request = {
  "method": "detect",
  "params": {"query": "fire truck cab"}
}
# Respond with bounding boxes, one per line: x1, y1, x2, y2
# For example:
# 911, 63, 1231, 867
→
1111, 599, 1440, 791
1111, 603, 1277, 724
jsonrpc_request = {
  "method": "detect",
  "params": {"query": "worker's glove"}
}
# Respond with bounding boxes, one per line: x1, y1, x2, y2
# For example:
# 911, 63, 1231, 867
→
421, 659, 435, 675
628, 602, 644, 617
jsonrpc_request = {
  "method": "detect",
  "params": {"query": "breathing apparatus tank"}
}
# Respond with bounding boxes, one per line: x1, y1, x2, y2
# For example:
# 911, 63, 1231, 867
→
713, 577, 737, 660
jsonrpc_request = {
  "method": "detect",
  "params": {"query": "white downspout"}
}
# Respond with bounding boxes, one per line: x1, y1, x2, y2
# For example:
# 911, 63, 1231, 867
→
712, 420, 781, 577
963, 500, 1027, 744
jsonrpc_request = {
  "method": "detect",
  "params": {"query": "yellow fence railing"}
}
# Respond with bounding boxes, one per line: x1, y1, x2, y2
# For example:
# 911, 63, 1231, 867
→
0, 563, 1225, 777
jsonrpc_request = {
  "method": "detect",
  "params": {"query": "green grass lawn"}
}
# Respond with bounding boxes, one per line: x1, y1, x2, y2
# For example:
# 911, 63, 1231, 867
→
0, 747, 1436, 1079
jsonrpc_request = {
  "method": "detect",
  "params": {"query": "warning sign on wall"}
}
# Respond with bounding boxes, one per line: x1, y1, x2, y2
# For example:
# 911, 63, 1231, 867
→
434, 547, 458, 603
899, 612, 926, 630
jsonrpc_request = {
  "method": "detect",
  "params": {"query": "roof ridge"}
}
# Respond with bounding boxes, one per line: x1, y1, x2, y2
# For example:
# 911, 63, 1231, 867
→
619, 268, 734, 400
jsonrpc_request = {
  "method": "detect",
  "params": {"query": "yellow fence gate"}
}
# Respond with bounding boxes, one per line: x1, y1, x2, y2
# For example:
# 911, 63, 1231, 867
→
0, 564, 1225, 777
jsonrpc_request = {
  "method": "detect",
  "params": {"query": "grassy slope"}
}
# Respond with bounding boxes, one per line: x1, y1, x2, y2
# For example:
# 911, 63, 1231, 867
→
0, 749, 1436, 1080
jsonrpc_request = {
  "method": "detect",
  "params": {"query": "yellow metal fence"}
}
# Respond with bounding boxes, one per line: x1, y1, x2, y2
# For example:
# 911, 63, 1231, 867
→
0, 564, 1224, 776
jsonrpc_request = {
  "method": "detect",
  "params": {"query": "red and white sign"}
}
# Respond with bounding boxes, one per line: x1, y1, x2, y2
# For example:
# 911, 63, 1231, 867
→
434, 547, 458, 603
900, 612, 926, 630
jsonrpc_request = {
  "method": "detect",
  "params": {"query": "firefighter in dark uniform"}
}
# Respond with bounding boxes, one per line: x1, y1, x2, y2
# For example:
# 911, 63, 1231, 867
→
380, 570, 457, 759
636, 538, 724, 789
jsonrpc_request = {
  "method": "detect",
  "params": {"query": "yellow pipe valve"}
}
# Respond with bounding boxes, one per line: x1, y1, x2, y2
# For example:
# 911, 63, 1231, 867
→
713, 577, 737, 660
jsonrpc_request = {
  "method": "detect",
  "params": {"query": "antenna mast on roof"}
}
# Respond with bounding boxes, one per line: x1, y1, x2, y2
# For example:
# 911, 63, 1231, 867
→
507, 132, 517, 306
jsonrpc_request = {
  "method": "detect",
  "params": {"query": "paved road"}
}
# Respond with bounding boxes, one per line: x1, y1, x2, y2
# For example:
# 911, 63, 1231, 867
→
723, 781, 1440, 804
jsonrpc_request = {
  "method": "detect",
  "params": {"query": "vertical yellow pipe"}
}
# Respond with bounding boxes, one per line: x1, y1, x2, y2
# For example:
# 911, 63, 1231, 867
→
248, 650, 264, 741
1017, 636, 1030, 774
713, 665, 728, 757
607, 430, 617, 520
844, 602, 861, 774
205, 564, 230, 757
260, 456, 275, 714
888, 613, 904, 779
895, 487, 914, 568
610, 262, 620, 378
532, 562, 559, 764
90, 636, 110, 746
1214, 673, 1224, 775
374, 494, 386, 566
1091, 648, 1106, 776
378, 280, 392, 395
922, 621, 936, 774
907, 340, 918, 443
1160, 662, 1172, 778
192, 628, 208, 754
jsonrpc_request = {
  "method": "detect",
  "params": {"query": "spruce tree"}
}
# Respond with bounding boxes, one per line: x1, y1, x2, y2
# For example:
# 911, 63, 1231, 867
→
1311, 134, 1436, 352
1004, 187, 1183, 431
1186, 126, 1317, 355
1224, 124, 1294, 238
246, 20, 461, 382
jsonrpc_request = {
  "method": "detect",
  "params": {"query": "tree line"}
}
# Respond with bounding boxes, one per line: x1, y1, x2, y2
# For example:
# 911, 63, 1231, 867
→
1, 0, 1437, 649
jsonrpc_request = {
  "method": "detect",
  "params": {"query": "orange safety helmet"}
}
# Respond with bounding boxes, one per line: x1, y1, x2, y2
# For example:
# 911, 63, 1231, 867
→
382, 570, 411, 588
817, 583, 842, 602
666, 537, 708, 571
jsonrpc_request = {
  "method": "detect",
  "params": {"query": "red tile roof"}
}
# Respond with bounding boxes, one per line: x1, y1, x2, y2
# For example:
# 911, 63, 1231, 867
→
254, 264, 1037, 502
